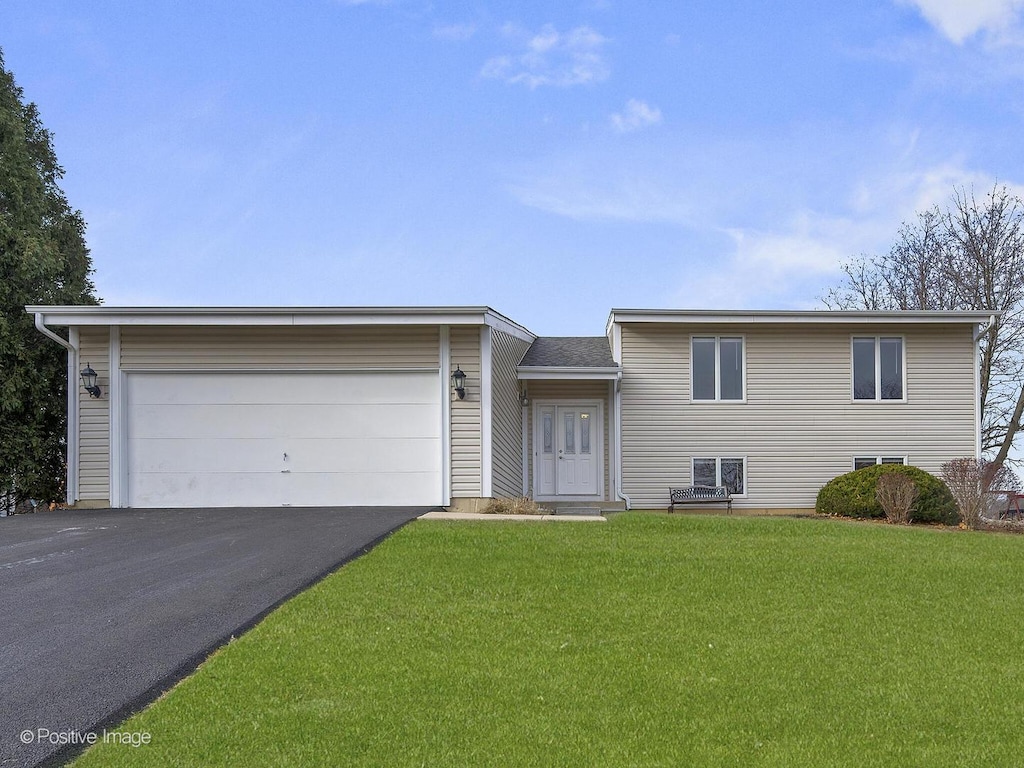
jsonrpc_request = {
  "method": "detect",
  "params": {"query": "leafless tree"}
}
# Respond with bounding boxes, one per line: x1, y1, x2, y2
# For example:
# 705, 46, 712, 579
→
876, 472, 917, 525
823, 185, 1024, 470
941, 457, 1021, 528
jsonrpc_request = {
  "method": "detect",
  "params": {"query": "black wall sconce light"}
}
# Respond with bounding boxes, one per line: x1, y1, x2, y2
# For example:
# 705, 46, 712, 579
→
80, 363, 102, 398
519, 388, 529, 406
451, 365, 466, 400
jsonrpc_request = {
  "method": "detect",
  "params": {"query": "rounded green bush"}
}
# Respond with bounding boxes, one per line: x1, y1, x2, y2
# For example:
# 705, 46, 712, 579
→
815, 464, 958, 525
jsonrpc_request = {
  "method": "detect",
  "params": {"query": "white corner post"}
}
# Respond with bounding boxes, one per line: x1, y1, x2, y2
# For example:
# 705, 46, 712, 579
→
480, 326, 493, 498
439, 325, 452, 506
108, 326, 124, 507
67, 327, 80, 505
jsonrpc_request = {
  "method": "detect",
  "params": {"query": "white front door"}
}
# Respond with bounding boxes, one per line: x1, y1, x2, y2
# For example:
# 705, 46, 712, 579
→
535, 403, 600, 498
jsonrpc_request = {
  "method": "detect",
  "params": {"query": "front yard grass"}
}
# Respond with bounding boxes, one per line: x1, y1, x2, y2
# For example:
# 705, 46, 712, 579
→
76, 514, 1024, 767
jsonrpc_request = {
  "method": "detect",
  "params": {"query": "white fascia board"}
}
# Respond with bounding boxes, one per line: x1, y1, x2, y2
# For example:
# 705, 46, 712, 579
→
26, 305, 523, 329
607, 309, 1000, 326
517, 367, 621, 380
484, 310, 536, 343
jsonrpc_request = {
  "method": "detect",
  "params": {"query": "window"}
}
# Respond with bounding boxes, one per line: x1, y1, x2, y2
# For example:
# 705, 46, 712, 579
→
854, 456, 907, 470
853, 336, 904, 401
692, 336, 744, 401
693, 457, 746, 496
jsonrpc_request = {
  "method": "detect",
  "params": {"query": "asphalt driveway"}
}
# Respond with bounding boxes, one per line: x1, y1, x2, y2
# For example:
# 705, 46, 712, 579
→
0, 506, 425, 767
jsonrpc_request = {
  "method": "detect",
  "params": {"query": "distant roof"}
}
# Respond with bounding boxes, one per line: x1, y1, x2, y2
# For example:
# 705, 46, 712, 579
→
520, 337, 616, 368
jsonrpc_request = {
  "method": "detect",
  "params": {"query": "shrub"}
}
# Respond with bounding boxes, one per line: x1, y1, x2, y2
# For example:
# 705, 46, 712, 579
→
816, 464, 958, 525
941, 457, 1022, 529
876, 472, 918, 525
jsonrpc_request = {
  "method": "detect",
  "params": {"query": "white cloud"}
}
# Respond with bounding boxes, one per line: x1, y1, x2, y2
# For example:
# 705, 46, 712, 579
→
681, 162, 1024, 309
899, 0, 1024, 44
480, 24, 609, 88
432, 23, 476, 41
610, 99, 662, 133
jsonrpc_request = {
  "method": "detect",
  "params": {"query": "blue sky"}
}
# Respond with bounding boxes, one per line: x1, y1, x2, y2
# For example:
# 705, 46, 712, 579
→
2, 0, 1024, 335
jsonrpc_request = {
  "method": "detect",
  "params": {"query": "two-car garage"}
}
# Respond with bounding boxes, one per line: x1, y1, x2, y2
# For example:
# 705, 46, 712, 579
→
125, 370, 443, 508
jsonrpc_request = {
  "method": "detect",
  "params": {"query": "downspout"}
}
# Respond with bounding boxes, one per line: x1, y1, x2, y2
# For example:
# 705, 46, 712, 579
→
973, 315, 996, 459
36, 313, 78, 506
614, 371, 632, 510
35, 312, 74, 352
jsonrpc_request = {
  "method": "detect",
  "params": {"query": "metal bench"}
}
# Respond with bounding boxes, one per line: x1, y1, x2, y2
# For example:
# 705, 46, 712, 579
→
669, 485, 733, 513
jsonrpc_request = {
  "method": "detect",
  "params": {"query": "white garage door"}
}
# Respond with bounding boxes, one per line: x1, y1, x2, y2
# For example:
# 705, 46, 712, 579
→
126, 371, 442, 508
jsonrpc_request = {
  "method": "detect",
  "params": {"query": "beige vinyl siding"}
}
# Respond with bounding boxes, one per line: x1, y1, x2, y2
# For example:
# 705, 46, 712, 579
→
526, 380, 612, 500
450, 327, 482, 497
490, 329, 532, 498
619, 323, 978, 510
78, 329, 110, 502
120, 326, 439, 369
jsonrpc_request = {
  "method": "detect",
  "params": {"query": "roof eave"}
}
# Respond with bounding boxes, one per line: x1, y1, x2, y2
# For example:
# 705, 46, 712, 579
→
517, 366, 621, 380
607, 309, 1000, 326
26, 305, 535, 340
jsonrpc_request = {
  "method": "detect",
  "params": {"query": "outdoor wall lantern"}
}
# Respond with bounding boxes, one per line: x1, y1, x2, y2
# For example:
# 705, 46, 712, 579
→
519, 389, 529, 406
80, 363, 102, 398
451, 366, 466, 400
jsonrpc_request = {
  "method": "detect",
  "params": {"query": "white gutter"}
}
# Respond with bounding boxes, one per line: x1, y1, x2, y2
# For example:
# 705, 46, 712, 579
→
35, 312, 74, 351
974, 314, 997, 342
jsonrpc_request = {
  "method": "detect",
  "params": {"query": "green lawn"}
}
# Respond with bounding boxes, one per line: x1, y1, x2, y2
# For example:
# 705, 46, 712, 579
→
75, 514, 1024, 767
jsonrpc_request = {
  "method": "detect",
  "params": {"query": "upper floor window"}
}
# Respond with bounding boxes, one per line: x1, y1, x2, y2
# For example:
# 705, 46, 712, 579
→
692, 336, 745, 401
852, 336, 904, 401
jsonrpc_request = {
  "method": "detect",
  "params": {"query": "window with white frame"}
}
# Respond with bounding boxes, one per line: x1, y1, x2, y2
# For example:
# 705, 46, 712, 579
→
692, 336, 744, 401
853, 456, 907, 471
693, 457, 746, 496
852, 336, 904, 401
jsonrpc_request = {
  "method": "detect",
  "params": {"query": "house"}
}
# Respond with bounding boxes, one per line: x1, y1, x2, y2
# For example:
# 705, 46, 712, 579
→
28, 305, 993, 512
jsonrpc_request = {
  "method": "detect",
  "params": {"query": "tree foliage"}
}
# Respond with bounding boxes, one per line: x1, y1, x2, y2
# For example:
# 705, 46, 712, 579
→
1, 50, 98, 508
823, 185, 1024, 469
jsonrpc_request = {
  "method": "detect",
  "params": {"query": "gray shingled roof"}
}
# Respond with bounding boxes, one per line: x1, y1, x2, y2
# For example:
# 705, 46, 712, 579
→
519, 337, 617, 368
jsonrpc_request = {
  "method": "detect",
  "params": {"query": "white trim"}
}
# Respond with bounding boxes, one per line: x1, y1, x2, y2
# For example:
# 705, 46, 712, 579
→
67, 327, 79, 505
610, 323, 622, 364
531, 399, 605, 501
480, 327, 493, 497
851, 335, 907, 403
974, 324, 982, 459
484, 312, 535, 344
109, 326, 124, 508
517, 367, 620, 380
607, 379, 617, 504
521, 403, 529, 497
440, 325, 452, 506
690, 335, 747, 403
691, 455, 748, 498
28, 306, 534, 339
609, 309, 999, 325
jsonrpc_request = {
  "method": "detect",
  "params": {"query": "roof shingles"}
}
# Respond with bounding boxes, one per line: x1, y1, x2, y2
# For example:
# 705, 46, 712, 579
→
519, 337, 616, 368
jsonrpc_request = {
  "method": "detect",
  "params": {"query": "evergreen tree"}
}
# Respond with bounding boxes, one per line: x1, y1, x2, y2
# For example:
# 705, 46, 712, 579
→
1, 50, 98, 510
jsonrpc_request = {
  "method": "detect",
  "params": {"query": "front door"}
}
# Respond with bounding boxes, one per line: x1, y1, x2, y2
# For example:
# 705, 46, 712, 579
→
535, 404, 600, 497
